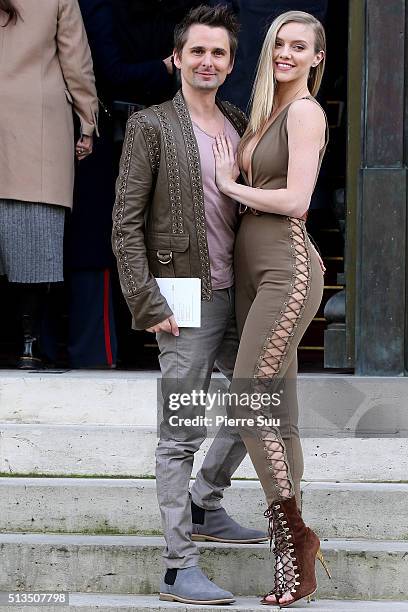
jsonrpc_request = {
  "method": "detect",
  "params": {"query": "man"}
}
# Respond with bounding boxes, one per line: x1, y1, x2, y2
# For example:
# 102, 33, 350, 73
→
112, 5, 266, 605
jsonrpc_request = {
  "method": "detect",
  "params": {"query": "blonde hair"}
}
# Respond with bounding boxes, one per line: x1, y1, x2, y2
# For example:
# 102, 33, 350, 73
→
239, 11, 326, 157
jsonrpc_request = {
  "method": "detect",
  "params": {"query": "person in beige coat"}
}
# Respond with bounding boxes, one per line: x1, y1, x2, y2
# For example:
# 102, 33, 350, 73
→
0, 0, 98, 369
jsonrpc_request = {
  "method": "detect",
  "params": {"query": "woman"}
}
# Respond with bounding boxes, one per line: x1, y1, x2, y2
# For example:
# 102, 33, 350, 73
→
0, 0, 98, 368
213, 10, 331, 608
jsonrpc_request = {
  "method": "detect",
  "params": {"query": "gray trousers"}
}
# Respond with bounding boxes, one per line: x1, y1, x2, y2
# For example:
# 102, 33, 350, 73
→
155, 288, 247, 568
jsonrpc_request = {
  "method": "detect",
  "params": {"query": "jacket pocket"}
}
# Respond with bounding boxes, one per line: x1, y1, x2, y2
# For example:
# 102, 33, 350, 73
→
146, 233, 190, 277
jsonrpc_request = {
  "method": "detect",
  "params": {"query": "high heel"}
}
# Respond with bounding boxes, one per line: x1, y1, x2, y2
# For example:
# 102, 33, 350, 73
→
262, 551, 332, 606
316, 548, 332, 579
260, 497, 332, 608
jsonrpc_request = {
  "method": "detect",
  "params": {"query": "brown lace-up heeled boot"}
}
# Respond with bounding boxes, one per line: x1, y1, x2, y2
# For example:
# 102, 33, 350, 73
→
261, 496, 331, 608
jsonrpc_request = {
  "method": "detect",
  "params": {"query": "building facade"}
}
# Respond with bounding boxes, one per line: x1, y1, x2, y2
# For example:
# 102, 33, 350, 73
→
325, 0, 408, 375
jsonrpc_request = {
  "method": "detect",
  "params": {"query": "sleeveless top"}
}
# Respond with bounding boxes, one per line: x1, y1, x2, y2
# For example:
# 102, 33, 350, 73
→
242, 96, 329, 193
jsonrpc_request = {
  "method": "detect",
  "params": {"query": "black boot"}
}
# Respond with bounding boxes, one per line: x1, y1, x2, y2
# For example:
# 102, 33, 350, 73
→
17, 314, 44, 369
13, 283, 47, 370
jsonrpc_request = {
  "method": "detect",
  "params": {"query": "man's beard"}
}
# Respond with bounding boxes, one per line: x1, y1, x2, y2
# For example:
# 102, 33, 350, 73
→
191, 74, 220, 90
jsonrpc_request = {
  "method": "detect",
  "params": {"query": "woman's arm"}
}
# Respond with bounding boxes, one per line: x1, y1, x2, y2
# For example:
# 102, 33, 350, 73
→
57, 0, 99, 137
214, 99, 326, 219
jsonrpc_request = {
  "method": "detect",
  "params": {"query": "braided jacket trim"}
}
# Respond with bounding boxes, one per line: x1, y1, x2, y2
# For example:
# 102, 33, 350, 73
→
132, 112, 161, 174
113, 116, 138, 296
219, 100, 248, 136
173, 90, 212, 300
151, 105, 184, 235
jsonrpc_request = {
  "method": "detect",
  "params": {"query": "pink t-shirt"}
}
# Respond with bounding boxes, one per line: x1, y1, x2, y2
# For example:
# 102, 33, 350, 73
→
193, 118, 240, 290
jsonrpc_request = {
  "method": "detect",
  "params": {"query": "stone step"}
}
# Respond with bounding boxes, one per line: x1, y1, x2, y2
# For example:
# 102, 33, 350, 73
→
1, 371, 407, 437
0, 423, 406, 481
0, 478, 406, 540
1, 594, 407, 612
0, 534, 406, 600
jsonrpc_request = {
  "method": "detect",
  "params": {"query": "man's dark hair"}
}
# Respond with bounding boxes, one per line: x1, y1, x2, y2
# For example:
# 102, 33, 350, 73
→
174, 4, 239, 60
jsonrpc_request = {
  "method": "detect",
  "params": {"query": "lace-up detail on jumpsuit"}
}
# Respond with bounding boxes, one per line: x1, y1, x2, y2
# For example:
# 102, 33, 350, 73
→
254, 217, 309, 502
251, 217, 310, 600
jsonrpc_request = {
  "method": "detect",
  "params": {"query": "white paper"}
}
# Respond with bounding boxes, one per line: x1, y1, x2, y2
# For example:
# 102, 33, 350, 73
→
156, 278, 201, 327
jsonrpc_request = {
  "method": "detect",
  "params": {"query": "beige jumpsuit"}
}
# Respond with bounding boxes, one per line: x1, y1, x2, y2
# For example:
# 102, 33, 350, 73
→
231, 97, 328, 508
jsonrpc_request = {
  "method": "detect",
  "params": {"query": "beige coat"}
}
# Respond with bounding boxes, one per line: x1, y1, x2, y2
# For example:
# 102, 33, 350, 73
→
0, 0, 98, 208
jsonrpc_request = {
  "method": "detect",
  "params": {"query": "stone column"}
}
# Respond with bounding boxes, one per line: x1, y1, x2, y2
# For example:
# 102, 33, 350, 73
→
353, 0, 407, 375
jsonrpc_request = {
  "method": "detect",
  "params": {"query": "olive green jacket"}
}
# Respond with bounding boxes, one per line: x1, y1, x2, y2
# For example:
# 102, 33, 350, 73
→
112, 90, 247, 330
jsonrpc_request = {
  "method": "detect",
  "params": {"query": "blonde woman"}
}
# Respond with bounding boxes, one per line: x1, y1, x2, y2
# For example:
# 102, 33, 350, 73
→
213, 11, 331, 608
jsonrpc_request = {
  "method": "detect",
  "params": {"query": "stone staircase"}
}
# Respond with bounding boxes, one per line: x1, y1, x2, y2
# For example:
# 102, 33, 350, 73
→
0, 370, 407, 611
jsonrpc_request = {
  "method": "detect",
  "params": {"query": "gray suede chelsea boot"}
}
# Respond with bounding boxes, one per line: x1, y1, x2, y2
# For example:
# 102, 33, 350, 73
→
159, 566, 235, 604
191, 499, 268, 543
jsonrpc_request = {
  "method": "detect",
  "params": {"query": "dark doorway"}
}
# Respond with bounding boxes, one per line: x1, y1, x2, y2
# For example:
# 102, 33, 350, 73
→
0, 2, 349, 372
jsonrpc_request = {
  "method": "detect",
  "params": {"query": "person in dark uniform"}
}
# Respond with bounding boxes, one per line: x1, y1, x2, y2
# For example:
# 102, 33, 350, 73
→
66, 0, 201, 368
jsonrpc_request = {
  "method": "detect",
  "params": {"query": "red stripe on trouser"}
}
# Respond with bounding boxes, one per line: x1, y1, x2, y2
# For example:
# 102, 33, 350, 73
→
103, 269, 113, 366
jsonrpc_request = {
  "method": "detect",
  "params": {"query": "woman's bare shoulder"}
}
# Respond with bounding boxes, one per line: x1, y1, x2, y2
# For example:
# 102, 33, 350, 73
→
287, 98, 326, 130
287, 98, 326, 144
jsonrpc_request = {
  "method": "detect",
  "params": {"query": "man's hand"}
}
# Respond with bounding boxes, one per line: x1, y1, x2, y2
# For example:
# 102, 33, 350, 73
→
76, 135, 93, 161
146, 315, 179, 336
163, 55, 174, 75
